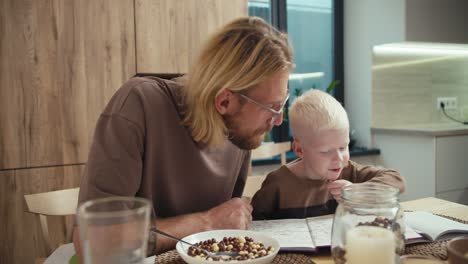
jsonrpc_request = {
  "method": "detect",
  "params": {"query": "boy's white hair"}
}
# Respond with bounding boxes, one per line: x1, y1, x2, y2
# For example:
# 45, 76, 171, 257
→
289, 89, 349, 141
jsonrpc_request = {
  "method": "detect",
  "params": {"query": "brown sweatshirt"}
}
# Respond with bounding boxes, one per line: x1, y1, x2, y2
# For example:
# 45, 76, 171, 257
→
251, 160, 405, 220
78, 77, 250, 217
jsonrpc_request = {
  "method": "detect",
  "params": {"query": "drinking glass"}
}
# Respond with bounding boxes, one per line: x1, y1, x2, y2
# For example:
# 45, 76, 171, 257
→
77, 196, 151, 264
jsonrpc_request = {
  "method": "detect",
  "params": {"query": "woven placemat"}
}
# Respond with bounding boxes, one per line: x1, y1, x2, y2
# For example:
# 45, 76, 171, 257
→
155, 214, 466, 263
154, 251, 314, 264
404, 214, 468, 260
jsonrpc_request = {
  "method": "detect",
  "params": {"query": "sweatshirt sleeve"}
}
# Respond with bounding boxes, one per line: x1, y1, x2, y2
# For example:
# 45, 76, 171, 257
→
78, 84, 146, 204
341, 160, 406, 193
232, 151, 251, 198
251, 172, 280, 220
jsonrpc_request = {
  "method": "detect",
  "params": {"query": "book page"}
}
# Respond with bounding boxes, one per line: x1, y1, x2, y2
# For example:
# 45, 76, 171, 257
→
305, 214, 424, 246
405, 211, 468, 241
404, 224, 427, 244
306, 214, 334, 247
250, 218, 315, 251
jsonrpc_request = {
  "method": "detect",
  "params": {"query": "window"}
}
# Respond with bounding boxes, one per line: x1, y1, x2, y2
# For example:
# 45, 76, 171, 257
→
248, 0, 344, 142
248, 0, 272, 23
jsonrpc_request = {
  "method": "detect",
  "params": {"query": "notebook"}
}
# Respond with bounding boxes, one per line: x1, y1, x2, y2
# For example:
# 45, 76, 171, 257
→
249, 212, 468, 252
249, 214, 334, 252
404, 211, 468, 244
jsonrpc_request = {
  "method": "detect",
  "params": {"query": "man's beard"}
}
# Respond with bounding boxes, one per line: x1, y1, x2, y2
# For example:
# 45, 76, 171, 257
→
223, 114, 272, 150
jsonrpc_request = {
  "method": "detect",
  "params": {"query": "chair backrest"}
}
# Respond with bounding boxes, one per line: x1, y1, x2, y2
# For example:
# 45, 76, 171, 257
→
251, 141, 291, 165
242, 175, 267, 199
243, 142, 291, 198
24, 187, 80, 255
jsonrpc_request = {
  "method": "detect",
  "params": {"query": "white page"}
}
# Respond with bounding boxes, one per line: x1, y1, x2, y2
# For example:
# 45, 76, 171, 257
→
306, 214, 334, 247
251, 214, 425, 250
306, 214, 422, 246
405, 211, 468, 241
250, 218, 315, 250
404, 224, 423, 241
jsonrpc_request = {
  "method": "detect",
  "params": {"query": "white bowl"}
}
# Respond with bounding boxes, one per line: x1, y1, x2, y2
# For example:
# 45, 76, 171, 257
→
176, 229, 280, 264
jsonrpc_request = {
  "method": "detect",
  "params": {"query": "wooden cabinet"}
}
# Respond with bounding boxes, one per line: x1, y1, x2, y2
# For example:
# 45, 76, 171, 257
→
0, 0, 135, 263
1, 0, 248, 262
372, 132, 436, 201
0, 0, 249, 169
135, 0, 248, 74
0, 0, 136, 169
0, 165, 84, 264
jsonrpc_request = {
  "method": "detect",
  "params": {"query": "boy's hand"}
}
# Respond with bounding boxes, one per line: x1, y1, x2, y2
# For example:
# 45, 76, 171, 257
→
327, 180, 352, 202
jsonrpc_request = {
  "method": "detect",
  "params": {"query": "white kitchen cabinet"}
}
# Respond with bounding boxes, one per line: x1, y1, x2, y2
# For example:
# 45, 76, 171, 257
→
435, 135, 468, 201
372, 125, 468, 204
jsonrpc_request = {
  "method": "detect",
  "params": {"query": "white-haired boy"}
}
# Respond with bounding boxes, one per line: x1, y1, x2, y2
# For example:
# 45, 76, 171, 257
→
251, 89, 405, 220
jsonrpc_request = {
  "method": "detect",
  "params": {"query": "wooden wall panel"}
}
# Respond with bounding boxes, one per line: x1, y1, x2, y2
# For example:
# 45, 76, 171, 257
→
135, 0, 248, 74
0, 0, 29, 169
135, 0, 190, 74
0, 0, 136, 170
186, 0, 249, 70
0, 2, 249, 264
82, 0, 136, 147
0, 165, 84, 264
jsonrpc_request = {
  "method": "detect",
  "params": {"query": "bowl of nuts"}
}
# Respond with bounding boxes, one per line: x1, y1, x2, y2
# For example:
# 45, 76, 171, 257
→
176, 229, 280, 264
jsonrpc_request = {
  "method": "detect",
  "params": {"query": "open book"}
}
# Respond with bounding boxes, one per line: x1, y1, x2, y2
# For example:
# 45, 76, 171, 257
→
249, 212, 468, 252
249, 214, 334, 252
404, 211, 468, 244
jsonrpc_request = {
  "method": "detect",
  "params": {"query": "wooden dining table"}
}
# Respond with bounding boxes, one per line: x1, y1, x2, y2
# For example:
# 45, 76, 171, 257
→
44, 197, 468, 264
309, 197, 468, 264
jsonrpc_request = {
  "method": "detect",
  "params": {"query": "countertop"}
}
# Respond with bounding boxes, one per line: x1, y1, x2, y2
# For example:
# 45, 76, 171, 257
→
371, 123, 468, 136
252, 147, 380, 166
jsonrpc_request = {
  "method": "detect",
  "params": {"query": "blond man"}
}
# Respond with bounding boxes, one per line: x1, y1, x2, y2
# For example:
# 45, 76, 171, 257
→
251, 90, 405, 220
75, 16, 294, 257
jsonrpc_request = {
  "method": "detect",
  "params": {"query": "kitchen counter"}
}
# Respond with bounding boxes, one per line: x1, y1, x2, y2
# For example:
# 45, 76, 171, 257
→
252, 147, 380, 166
371, 123, 468, 136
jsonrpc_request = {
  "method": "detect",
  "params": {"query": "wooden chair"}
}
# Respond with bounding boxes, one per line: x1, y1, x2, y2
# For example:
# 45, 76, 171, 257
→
243, 142, 291, 198
251, 141, 291, 165
24, 187, 80, 257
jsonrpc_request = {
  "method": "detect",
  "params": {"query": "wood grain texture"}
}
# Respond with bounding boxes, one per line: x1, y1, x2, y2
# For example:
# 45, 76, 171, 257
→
135, 0, 248, 74
0, 165, 84, 264
0, 0, 136, 169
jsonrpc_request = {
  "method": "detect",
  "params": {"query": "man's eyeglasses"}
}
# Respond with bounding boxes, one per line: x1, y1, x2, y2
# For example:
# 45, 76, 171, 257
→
235, 92, 290, 121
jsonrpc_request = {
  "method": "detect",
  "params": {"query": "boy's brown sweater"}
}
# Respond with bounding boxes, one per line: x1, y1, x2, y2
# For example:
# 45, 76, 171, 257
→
251, 160, 405, 220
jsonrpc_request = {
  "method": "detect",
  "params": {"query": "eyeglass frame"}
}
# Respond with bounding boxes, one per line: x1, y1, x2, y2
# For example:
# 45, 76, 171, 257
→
235, 91, 290, 118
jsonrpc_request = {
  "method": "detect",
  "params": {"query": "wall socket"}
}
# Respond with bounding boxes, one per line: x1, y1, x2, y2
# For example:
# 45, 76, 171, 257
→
437, 97, 458, 110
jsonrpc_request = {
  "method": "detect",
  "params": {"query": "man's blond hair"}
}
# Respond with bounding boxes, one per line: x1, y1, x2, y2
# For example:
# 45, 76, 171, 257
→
289, 89, 349, 142
181, 17, 294, 147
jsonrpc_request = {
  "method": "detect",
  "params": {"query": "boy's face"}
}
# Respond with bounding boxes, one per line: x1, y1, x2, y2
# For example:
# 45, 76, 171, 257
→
296, 128, 350, 181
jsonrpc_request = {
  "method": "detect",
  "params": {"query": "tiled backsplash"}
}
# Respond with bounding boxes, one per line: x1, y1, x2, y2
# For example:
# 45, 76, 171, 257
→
372, 42, 468, 127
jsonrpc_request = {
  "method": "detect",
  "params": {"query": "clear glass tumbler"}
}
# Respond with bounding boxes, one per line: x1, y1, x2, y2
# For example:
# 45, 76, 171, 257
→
78, 196, 151, 264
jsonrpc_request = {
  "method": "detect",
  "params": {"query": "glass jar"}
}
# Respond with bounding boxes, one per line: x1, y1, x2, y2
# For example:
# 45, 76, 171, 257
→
331, 183, 404, 264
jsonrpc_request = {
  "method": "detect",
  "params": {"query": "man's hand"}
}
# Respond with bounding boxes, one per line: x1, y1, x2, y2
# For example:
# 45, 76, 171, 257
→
204, 198, 253, 230
327, 180, 352, 202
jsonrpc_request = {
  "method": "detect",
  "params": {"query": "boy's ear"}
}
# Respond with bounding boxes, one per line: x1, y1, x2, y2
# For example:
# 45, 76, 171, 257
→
215, 89, 235, 115
292, 139, 304, 158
